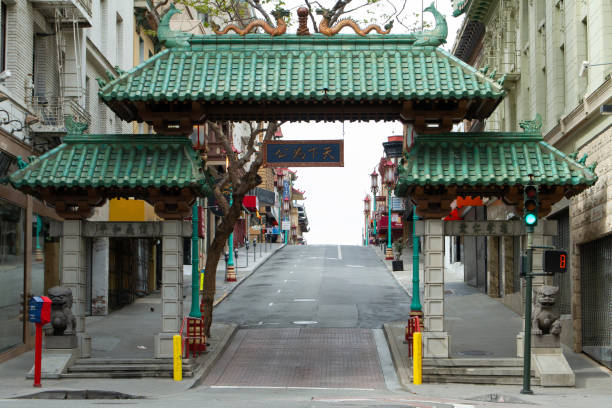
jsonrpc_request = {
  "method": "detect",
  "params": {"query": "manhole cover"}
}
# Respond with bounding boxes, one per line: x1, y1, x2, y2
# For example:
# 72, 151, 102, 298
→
457, 350, 492, 356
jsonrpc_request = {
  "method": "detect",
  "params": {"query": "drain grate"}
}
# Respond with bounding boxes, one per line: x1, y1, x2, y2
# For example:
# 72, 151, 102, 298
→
16, 390, 143, 400
457, 350, 492, 356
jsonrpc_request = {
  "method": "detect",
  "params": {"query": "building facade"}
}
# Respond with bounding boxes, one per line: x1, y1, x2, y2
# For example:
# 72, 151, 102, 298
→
0, 0, 134, 361
452, 0, 612, 368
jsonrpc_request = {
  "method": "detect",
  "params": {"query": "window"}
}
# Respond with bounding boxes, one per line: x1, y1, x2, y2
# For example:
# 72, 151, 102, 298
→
116, 12, 123, 66
0, 2, 7, 71
0, 198, 25, 353
139, 37, 144, 64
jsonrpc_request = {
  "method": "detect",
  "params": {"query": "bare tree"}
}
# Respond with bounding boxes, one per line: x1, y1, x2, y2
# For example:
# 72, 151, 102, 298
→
198, 121, 281, 336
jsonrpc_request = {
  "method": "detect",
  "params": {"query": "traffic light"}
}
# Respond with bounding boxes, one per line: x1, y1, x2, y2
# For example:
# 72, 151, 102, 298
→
523, 184, 539, 227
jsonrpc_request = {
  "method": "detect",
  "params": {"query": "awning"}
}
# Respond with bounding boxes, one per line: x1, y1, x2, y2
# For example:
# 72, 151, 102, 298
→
7, 131, 214, 220
243, 195, 259, 212
377, 215, 403, 230
98, 5, 504, 133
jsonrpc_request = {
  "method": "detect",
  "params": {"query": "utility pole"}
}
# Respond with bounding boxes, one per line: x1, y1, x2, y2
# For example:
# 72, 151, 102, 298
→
521, 181, 538, 394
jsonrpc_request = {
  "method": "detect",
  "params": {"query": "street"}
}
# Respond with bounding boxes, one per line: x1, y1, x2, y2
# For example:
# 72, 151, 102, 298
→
213, 245, 412, 328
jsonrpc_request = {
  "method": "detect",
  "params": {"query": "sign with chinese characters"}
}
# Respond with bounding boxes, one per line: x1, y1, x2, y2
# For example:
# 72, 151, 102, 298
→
263, 140, 344, 167
414, 220, 558, 237
81, 221, 192, 238
282, 221, 291, 230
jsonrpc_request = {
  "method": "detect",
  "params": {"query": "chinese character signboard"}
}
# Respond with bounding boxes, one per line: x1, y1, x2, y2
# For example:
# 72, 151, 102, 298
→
264, 140, 344, 167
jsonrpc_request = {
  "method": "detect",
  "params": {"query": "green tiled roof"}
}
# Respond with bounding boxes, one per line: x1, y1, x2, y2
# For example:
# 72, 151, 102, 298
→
99, 35, 504, 111
8, 134, 213, 195
452, 0, 494, 21
395, 132, 597, 195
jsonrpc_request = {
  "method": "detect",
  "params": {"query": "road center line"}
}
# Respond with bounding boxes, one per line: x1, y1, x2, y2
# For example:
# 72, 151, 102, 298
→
268, 302, 274, 307
337, 245, 342, 260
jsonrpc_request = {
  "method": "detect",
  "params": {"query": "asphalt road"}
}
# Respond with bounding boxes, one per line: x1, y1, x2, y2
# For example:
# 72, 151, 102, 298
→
213, 244, 412, 328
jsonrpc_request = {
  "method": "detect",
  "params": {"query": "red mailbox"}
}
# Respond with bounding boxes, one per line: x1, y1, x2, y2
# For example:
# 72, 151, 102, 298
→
28, 296, 52, 387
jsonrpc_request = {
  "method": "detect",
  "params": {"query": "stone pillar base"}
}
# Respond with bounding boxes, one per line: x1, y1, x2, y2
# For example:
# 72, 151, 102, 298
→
155, 332, 176, 358
225, 265, 236, 282
423, 331, 449, 358
77, 333, 91, 358
385, 247, 393, 260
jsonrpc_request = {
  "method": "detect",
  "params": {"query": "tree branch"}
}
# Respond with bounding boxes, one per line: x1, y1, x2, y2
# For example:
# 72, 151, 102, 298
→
304, 0, 320, 33
244, 0, 274, 25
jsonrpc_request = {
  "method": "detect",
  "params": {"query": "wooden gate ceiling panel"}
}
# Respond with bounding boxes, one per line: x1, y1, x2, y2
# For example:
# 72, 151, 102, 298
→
98, 35, 504, 127
395, 132, 597, 218
6, 134, 214, 219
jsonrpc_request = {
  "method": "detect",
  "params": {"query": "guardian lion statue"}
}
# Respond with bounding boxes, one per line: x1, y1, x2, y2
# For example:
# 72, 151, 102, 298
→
532, 285, 561, 336
44, 286, 77, 336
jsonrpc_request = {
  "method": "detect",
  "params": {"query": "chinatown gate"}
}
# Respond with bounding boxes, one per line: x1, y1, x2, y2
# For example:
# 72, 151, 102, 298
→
6, 4, 596, 365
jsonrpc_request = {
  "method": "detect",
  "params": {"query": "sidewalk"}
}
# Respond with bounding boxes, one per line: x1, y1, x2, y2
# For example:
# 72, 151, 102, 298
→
0, 243, 285, 399
374, 244, 612, 405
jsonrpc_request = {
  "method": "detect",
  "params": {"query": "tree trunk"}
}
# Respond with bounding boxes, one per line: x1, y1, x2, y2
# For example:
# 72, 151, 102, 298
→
201, 193, 247, 337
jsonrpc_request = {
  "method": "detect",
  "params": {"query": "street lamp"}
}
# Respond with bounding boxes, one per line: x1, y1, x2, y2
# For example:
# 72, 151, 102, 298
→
363, 194, 371, 246
370, 170, 379, 240
225, 155, 236, 282
383, 160, 396, 260
283, 197, 290, 244
277, 171, 284, 244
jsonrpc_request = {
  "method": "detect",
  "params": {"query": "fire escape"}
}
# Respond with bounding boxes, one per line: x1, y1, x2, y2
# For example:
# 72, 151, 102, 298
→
27, 0, 93, 148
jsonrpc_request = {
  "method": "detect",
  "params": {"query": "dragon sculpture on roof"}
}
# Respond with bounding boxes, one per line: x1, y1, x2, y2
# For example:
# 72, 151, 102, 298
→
212, 8, 290, 36
316, 2, 446, 46
316, 7, 393, 36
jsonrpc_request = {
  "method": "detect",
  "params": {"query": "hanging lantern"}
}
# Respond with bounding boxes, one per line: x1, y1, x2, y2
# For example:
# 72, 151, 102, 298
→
283, 199, 290, 212
383, 160, 396, 186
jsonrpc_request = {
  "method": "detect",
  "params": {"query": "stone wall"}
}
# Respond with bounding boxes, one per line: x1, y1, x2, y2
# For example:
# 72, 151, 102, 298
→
569, 125, 612, 351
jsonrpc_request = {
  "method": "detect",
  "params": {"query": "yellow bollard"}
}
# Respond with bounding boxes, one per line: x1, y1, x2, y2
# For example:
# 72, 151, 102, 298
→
173, 335, 182, 381
199, 269, 204, 291
413, 331, 422, 385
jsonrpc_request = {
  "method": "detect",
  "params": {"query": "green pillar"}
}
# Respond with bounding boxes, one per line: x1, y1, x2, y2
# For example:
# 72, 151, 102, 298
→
387, 189, 392, 249
521, 228, 534, 394
35, 215, 42, 250
189, 201, 201, 318
410, 205, 422, 312
227, 191, 234, 267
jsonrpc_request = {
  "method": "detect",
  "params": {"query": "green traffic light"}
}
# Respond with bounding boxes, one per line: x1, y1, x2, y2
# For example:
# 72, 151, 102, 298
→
525, 213, 537, 225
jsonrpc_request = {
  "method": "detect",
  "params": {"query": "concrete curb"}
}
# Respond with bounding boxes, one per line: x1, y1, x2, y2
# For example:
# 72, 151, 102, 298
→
383, 322, 413, 389
188, 324, 238, 389
212, 244, 286, 309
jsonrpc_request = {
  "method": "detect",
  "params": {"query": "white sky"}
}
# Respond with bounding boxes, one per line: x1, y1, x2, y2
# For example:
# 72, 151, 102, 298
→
272, 1, 464, 245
